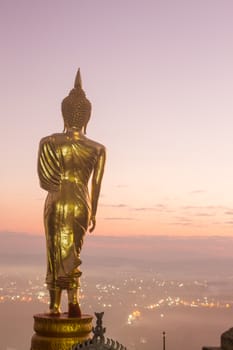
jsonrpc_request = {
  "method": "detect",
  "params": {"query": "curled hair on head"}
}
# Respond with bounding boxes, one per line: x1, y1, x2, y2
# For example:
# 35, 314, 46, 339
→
62, 92, 91, 132
61, 69, 92, 133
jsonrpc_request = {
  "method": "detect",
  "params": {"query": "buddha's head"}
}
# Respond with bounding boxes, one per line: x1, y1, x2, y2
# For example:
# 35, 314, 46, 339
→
61, 69, 92, 133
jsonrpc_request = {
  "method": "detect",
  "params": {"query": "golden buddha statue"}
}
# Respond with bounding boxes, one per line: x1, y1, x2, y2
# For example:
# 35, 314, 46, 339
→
37, 69, 106, 318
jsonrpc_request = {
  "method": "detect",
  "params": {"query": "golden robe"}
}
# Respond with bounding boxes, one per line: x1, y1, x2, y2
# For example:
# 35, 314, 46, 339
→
38, 132, 105, 290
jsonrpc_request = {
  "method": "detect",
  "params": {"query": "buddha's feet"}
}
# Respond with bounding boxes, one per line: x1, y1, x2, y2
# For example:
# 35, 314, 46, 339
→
68, 303, 81, 318
49, 309, 61, 317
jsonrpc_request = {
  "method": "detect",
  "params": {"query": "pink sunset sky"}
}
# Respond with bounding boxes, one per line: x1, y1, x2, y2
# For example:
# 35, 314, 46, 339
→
1, 0, 233, 237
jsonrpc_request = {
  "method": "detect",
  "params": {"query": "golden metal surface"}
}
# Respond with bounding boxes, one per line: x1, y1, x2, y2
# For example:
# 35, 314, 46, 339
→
33, 313, 93, 336
31, 314, 93, 350
37, 69, 106, 315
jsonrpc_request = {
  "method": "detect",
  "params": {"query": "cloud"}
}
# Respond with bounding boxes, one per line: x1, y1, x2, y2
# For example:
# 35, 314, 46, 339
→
103, 217, 136, 221
189, 190, 207, 194
174, 216, 193, 222
154, 204, 174, 213
182, 205, 219, 210
101, 203, 128, 208
102, 202, 172, 213
170, 222, 193, 226
180, 205, 232, 220
132, 207, 157, 211
154, 204, 167, 209
182, 205, 199, 210
211, 221, 221, 225
194, 213, 215, 217
132, 204, 172, 212
169, 216, 194, 226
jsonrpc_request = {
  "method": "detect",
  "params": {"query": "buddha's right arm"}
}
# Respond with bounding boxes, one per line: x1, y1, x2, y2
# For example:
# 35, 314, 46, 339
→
37, 139, 61, 192
90, 147, 106, 221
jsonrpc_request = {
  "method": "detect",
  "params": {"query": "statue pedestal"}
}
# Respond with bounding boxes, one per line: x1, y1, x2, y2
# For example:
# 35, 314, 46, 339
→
31, 313, 93, 350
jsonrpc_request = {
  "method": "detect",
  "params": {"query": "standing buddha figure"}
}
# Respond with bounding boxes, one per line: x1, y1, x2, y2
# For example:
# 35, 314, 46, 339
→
37, 69, 106, 317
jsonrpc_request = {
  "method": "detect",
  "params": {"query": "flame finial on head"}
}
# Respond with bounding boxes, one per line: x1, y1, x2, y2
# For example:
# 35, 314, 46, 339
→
74, 68, 82, 89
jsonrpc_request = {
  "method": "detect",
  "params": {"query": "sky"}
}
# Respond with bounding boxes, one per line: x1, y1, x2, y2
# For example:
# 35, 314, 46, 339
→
1, 0, 233, 237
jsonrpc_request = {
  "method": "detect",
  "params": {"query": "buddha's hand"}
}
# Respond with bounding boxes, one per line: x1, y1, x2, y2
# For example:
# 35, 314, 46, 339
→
89, 216, 96, 233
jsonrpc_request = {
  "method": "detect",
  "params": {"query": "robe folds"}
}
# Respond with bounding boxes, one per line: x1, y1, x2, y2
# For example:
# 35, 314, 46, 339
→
38, 132, 103, 290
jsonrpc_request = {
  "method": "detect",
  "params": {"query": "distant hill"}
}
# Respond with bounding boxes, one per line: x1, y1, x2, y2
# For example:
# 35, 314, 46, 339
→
1, 231, 233, 259
1, 232, 233, 279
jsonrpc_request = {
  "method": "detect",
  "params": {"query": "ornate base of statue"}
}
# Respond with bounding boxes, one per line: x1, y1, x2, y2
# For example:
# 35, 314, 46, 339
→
31, 313, 93, 350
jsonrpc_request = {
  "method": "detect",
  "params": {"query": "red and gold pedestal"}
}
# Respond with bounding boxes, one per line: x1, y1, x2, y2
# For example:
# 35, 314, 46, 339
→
31, 314, 93, 350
